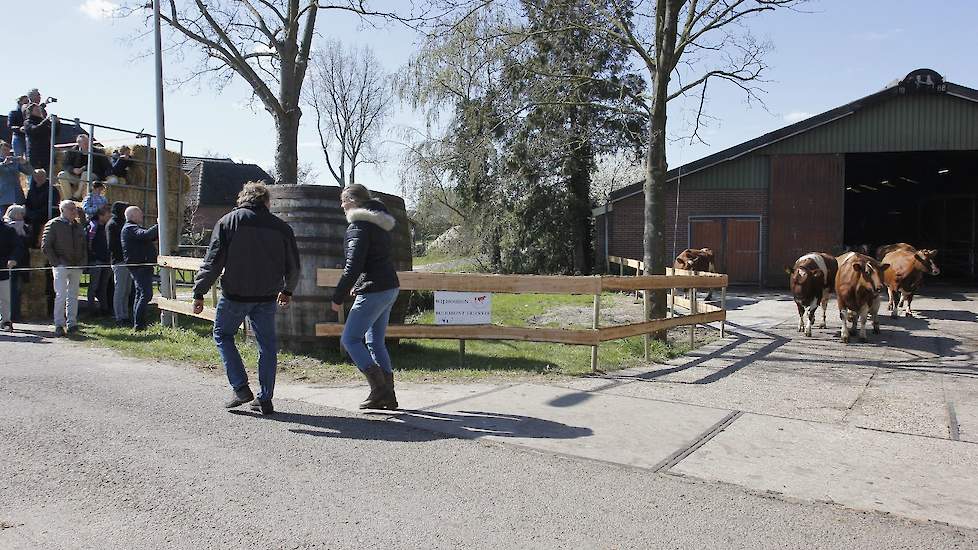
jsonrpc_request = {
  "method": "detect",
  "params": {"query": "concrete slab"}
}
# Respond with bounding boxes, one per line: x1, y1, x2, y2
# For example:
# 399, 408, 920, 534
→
943, 374, 978, 444
844, 369, 950, 439
673, 413, 978, 529
398, 383, 734, 470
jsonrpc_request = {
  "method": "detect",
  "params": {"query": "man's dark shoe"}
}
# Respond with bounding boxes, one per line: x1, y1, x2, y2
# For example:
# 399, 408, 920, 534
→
66, 325, 79, 335
1, 322, 13, 332
54, 326, 66, 337
115, 319, 131, 327
360, 365, 394, 410
224, 387, 255, 409
250, 399, 274, 415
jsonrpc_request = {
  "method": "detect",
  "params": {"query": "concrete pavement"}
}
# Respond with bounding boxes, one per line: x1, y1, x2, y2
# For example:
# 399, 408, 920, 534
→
3, 287, 978, 547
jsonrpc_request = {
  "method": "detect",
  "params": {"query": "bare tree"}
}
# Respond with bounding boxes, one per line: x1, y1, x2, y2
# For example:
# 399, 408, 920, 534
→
305, 41, 393, 187
581, 0, 804, 333
123, 1, 423, 186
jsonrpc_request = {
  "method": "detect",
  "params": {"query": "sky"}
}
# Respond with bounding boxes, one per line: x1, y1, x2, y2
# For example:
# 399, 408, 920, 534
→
7, 0, 978, 202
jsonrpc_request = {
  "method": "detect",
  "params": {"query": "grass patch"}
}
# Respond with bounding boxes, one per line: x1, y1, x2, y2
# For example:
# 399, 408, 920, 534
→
412, 251, 459, 267
78, 294, 713, 385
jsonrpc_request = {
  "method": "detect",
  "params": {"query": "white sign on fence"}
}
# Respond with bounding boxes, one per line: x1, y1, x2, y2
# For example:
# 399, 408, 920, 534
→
434, 291, 492, 325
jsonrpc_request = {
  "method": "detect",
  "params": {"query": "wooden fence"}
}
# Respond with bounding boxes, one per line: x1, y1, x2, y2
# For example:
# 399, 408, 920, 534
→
154, 255, 728, 372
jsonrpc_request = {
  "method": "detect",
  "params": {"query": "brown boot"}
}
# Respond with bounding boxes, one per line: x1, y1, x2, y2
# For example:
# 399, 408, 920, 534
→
359, 365, 389, 409
382, 370, 398, 410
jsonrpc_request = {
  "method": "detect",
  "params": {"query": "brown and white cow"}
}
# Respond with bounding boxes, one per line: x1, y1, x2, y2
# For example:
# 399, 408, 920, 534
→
835, 252, 888, 344
879, 244, 940, 318
789, 252, 839, 337
674, 248, 717, 300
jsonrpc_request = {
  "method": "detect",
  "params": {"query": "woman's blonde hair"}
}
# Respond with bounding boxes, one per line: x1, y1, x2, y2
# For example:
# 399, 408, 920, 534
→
341, 184, 371, 207
4, 204, 25, 221
236, 180, 271, 207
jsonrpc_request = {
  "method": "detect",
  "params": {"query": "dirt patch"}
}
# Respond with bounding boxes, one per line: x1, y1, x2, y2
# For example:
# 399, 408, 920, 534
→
527, 293, 718, 348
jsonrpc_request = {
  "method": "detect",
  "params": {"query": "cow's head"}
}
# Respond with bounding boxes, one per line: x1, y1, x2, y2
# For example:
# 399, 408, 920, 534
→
853, 261, 888, 293
915, 249, 940, 276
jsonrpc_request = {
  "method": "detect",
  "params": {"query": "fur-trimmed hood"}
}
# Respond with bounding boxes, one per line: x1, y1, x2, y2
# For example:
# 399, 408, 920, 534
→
346, 199, 396, 232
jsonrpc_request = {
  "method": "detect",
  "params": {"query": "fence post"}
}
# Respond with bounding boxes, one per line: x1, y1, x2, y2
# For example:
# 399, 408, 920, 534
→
591, 292, 601, 372
168, 273, 178, 328
643, 286, 650, 361
459, 339, 466, 368
720, 284, 727, 338
689, 288, 697, 347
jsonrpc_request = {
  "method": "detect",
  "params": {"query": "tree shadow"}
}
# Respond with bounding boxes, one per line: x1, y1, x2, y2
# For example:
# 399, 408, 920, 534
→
0, 332, 49, 344
230, 408, 593, 441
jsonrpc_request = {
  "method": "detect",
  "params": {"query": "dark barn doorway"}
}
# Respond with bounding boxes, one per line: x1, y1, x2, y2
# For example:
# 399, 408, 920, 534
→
844, 151, 978, 281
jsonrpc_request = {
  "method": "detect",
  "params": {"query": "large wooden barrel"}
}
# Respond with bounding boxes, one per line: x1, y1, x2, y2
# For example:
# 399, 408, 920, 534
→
268, 185, 412, 353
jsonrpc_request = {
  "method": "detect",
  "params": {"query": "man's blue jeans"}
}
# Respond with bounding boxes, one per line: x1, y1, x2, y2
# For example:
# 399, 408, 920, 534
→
130, 267, 154, 329
214, 297, 278, 402
340, 287, 399, 374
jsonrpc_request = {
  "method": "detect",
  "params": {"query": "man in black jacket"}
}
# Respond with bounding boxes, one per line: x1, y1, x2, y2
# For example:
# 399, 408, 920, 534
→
105, 201, 131, 325
192, 181, 300, 415
121, 206, 158, 331
86, 204, 112, 316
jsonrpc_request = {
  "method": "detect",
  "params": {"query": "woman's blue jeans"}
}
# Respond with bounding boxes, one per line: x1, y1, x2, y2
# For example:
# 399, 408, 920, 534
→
340, 287, 399, 374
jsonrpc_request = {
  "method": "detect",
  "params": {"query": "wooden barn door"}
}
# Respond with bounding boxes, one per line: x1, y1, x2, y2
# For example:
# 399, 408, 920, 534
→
689, 219, 724, 266
726, 218, 761, 284
690, 218, 760, 284
769, 154, 844, 284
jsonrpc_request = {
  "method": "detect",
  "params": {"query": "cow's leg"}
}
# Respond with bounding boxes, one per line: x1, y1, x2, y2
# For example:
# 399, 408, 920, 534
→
888, 287, 898, 318
870, 297, 881, 335
839, 307, 849, 343
858, 305, 869, 343
806, 304, 816, 337
903, 292, 914, 317
796, 301, 805, 333
818, 289, 829, 328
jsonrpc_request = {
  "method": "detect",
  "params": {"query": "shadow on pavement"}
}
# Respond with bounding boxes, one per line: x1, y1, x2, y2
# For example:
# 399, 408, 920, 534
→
230, 408, 593, 441
914, 309, 978, 323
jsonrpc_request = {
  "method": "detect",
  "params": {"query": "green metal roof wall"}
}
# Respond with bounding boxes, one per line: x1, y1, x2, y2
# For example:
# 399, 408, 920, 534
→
763, 93, 978, 155
677, 155, 769, 190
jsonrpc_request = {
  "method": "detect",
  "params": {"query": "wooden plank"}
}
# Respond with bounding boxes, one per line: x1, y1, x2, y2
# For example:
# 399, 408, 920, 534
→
665, 267, 726, 278
317, 269, 602, 295
598, 310, 726, 342
609, 255, 644, 271
315, 323, 599, 346
601, 275, 728, 291
156, 297, 216, 321
158, 255, 205, 272
672, 296, 722, 313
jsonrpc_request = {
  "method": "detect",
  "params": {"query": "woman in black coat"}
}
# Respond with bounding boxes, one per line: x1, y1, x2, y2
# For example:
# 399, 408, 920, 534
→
330, 184, 401, 410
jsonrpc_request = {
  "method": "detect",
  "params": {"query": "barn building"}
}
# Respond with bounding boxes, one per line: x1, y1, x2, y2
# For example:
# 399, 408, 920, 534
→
595, 69, 978, 286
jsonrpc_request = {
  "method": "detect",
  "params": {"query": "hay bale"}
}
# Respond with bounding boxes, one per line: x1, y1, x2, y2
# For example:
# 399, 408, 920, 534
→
52, 144, 188, 251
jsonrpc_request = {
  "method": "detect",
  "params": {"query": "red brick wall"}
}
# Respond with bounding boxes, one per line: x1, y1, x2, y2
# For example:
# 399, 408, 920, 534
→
605, 186, 769, 281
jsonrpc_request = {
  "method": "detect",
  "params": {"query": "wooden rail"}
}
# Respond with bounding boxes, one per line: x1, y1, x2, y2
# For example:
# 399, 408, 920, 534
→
155, 255, 728, 372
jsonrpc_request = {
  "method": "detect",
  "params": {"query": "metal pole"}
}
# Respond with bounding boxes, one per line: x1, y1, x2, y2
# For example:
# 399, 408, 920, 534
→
591, 293, 600, 372
85, 123, 95, 199
153, 0, 174, 325
46, 115, 58, 229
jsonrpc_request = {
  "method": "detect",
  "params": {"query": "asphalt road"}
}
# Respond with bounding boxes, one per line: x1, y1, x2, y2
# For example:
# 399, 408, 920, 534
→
2, 335, 977, 549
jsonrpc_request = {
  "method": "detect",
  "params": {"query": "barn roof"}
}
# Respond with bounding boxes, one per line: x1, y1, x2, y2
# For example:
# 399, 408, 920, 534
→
608, 68, 978, 202
194, 160, 272, 207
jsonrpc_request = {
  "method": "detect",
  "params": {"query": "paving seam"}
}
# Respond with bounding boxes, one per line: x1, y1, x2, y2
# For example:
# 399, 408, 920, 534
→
946, 400, 961, 441
652, 410, 744, 473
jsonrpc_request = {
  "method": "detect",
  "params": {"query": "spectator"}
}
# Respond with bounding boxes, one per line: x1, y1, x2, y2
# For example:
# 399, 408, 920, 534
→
0, 208, 25, 332
27, 89, 48, 118
107, 146, 132, 185
87, 204, 112, 316
24, 169, 59, 248
8, 96, 29, 157
41, 200, 87, 336
23, 103, 53, 170
58, 134, 93, 201
105, 201, 131, 325
82, 181, 108, 220
0, 141, 28, 215
121, 206, 158, 331
192, 181, 300, 415
331, 184, 401, 410
3, 205, 31, 322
